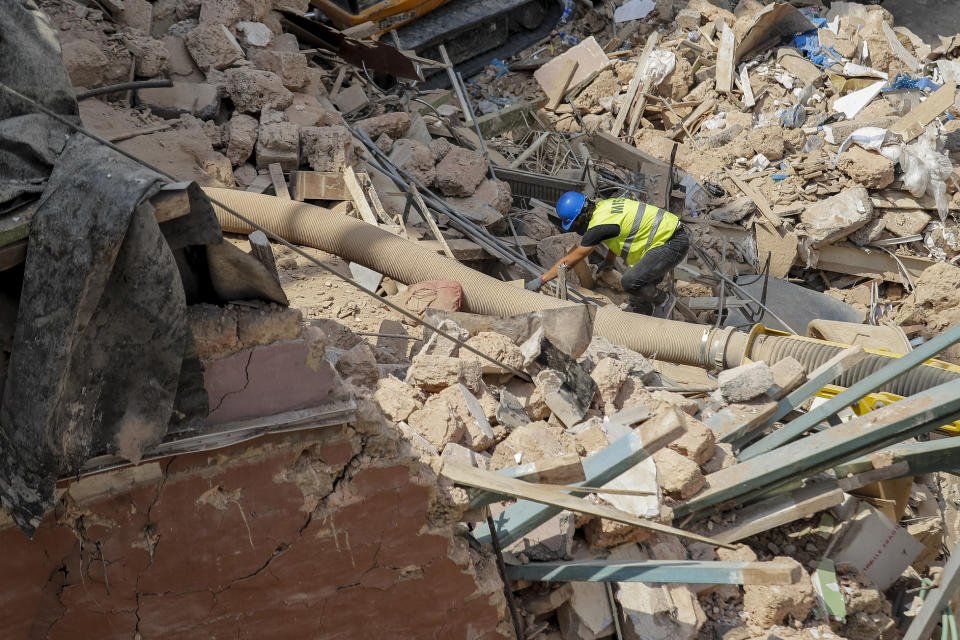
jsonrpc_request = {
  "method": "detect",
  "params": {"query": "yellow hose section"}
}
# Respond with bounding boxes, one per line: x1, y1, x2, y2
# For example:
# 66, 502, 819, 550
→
204, 188, 721, 367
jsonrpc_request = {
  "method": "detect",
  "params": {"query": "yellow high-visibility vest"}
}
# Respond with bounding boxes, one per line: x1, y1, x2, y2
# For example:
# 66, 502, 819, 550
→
587, 198, 679, 266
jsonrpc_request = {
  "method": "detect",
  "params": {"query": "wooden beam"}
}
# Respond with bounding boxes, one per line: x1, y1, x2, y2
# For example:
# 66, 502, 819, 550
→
806, 243, 936, 285
289, 171, 349, 201
442, 461, 734, 548
673, 376, 960, 519
665, 97, 716, 141
545, 60, 579, 111
468, 453, 586, 508
704, 401, 778, 445
716, 21, 736, 93
890, 81, 957, 143
343, 165, 379, 226
737, 346, 867, 448
151, 181, 193, 223
247, 230, 278, 279
725, 169, 782, 228
903, 539, 960, 640
472, 407, 685, 548
505, 559, 801, 585
410, 183, 455, 260
712, 483, 844, 543
268, 163, 290, 200
742, 325, 960, 460
626, 32, 660, 138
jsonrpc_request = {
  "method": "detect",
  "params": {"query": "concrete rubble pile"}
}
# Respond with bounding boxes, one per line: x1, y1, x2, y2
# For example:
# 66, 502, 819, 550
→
7, 0, 960, 639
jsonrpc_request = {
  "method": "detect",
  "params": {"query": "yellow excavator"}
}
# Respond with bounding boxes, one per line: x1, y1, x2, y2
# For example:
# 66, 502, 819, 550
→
308, 0, 563, 83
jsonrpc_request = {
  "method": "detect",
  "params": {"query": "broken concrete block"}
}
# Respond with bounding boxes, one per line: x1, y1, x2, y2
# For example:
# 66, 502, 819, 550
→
332, 83, 369, 113
534, 35, 611, 101
428, 137, 451, 160
407, 395, 466, 451
335, 342, 379, 390
419, 319, 468, 358
284, 93, 326, 128
709, 196, 757, 224
502, 507, 575, 561
718, 360, 775, 403
496, 389, 529, 431
578, 335, 656, 381
743, 558, 816, 628
185, 22, 244, 70
800, 185, 874, 246
405, 354, 482, 393
534, 369, 589, 428
653, 448, 705, 499
199, 0, 270, 25
436, 384, 495, 452
117, 0, 153, 32
520, 583, 574, 617
248, 49, 308, 90
504, 378, 551, 421
882, 209, 931, 237
557, 579, 615, 640
440, 441, 490, 470
676, 7, 703, 29
138, 82, 220, 120
436, 147, 488, 197
770, 356, 805, 398
668, 414, 715, 465
702, 442, 736, 474
489, 421, 565, 470
235, 20, 273, 47
472, 179, 512, 216
590, 357, 628, 410
375, 134, 394, 154
462, 332, 523, 375
124, 34, 170, 78
356, 112, 411, 140
255, 121, 299, 170
907, 516, 944, 572
226, 113, 259, 165
839, 146, 895, 189
225, 68, 293, 113
850, 215, 887, 245
374, 375, 425, 422
390, 139, 437, 188
300, 125, 362, 172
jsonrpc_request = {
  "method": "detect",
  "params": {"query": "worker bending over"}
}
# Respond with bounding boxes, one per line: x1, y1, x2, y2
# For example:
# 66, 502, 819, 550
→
526, 192, 689, 316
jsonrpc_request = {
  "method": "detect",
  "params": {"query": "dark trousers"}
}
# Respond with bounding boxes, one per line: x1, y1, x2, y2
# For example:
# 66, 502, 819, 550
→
620, 225, 689, 304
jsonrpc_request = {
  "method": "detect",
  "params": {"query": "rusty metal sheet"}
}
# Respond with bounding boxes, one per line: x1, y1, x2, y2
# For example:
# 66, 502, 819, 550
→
281, 13, 423, 81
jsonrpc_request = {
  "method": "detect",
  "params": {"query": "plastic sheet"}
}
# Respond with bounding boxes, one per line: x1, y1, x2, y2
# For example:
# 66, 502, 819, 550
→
883, 73, 941, 93
790, 17, 842, 68
644, 50, 676, 87
882, 126, 953, 221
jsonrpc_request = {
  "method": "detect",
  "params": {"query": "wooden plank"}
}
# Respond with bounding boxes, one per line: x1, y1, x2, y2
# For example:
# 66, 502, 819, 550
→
712, 483, 844, 543
246, 173, 272, 194
725, 169, 782, 228
809, 243, 936, 284
343, 165, 379, 226
590, 131, 669, 171
505, 559, 801, 585
545, 60, 579, 111
612, 57, 643, 136
673, 376, 960, 519
739, 65, 756, 108
417, 236, 537, 261
889, 81, 958, 143
871, 191, 960, 211
626, 32, 660, 138
740, 346, 867, 450
468, 453, 586, 508
716, 21, 736, 93
703, 401, 778, 445
410, 183, 455, 260
289, 171, 349, 201
472, 407, 685, 548
441, 461, 734, 548
902, 539, 960, 640
268, 163, 290, 200
742, 325, 960, 460
665, 97, 716, 140
358, 173, 391, 225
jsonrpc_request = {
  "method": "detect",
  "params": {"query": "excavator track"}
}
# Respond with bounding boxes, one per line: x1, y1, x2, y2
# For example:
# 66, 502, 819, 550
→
396, 0, 562, 88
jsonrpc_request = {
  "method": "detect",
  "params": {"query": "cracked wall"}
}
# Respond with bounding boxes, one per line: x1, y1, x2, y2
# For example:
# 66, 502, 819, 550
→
0, 421, 509, 639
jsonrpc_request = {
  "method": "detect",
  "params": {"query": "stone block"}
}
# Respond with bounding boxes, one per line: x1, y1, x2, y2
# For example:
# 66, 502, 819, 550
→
138, 82, 220, 120
226, 113, 259, 165
225, 68, 293, 113
405, 354, 482, 393
718, 360, 775, 403
653, 448, 704, 499
407, 395, 465, 451
839, 146, 895, 189
284, 93, 326, 128
255, 121, 300, 170
185, 23, 244, 70
435, 147, 487, 197
300, 125, 362, 171
489, 421, 565, 470
800, 185, 874, 246
248, 49, 308, 90
668, 414, 715, 465
462, 332, 523, 375
590, 357, 629, 410
355, 112, 411, 140
199, 0, 270, 25
374, 375, 425, 422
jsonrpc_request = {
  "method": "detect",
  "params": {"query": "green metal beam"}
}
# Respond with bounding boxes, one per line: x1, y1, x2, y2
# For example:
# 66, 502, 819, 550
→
740, 324, 960, 460
505, 559, 801, 585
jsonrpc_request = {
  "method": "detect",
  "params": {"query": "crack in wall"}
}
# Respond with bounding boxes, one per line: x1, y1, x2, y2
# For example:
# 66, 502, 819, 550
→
207, 350, 254, 415
134, 456, 174, 639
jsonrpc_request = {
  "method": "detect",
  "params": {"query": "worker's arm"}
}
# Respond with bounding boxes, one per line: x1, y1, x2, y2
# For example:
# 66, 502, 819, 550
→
541, 245, 595, 283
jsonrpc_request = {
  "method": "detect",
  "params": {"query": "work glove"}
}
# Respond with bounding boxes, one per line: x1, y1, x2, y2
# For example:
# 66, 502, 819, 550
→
597, 256, 616, 272
525, 278, 544, 292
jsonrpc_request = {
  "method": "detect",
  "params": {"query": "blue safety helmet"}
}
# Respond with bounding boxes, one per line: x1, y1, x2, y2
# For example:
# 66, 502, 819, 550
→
556, 191, 587, 230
